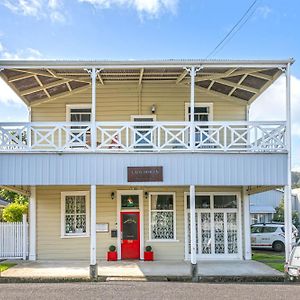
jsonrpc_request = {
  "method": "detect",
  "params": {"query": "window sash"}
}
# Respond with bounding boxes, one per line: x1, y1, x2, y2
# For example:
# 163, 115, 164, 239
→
149, 193, 176, 240
61, 192, 89, 237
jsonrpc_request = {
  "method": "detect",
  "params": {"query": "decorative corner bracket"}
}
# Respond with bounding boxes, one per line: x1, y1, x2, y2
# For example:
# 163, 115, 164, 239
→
184, 66, 204, 77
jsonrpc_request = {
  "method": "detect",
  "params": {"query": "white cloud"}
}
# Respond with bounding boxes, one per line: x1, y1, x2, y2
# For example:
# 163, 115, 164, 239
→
1, 0, 66, 23
0, 44, 42, 60
250, 75, 300, 137
78, 0, 178, 17
250, 75, 300, 169
0, 78, 23, 105
257, 5, 272, 19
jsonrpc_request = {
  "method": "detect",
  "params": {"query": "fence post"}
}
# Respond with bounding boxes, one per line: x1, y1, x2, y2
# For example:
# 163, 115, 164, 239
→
22, 214, 27, 260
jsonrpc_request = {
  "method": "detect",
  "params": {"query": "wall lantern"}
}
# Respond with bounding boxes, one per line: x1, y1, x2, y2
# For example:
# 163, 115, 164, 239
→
144, 192, 149, 199
111, 192, 115, 200
151, 104, 156, 114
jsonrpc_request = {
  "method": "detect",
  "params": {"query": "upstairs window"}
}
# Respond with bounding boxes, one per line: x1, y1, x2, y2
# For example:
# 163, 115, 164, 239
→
66, 105, 92, 147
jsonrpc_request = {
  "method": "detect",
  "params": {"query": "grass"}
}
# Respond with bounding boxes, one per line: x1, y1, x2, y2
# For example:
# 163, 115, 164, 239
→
0, 262, 16, 272
252, 250, 285, 273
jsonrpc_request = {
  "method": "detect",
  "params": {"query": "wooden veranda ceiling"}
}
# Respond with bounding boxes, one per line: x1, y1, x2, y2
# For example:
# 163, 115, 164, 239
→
0, 66, 283, 106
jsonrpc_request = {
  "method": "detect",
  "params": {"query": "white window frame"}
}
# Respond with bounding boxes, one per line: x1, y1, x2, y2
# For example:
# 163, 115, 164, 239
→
184, 191, 242, 260
184, 103, 213, 121
61, 191, 90, 238
148, 192, 177, 242
131, 115, 157, 149
66, 104, 92, 122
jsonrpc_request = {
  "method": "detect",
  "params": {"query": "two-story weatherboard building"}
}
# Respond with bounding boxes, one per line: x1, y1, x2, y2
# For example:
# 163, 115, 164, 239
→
0, 59, 294, 277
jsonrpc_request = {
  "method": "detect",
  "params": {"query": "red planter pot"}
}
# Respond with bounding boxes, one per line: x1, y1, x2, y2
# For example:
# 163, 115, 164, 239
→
107, 251, 118, 261
144, 251, 154, 261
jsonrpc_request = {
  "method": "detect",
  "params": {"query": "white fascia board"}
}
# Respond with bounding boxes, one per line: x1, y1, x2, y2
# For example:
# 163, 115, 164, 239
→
0, 58, 294, 69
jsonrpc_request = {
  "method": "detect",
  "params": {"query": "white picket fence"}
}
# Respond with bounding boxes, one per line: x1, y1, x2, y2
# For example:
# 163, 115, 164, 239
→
0, 215, 28, 259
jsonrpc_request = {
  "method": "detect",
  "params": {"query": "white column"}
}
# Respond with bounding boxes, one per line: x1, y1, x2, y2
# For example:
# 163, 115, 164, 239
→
189, 67, 195, 150
243, 187, 251, 260
284, 62, 293, 262
91, 68, 97, 151
90, 185, 97, 267
190, 185, 196, 265
29, 186, 36, 261
22, 214, 27, 260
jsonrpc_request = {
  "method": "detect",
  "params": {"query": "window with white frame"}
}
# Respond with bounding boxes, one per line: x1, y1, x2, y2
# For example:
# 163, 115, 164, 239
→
185, 103, 213, 122
61, 192, 89, 237
185, 103, 213, 145
66, 105, 92, 147
131, 115, 156, 149
149, 193, 176, 240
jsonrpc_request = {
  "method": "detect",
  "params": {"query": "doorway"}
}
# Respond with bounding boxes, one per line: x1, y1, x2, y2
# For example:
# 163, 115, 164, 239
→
117, 190, 144, 260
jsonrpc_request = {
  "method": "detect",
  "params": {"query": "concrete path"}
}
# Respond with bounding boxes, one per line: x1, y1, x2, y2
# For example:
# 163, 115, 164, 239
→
1, 259, 282, 279
198, 260, 283, 276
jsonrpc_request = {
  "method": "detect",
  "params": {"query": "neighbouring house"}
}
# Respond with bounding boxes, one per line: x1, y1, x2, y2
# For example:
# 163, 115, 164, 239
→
250, 189, 298, 224
0, 59, 294, 277
0, 197, 9, 220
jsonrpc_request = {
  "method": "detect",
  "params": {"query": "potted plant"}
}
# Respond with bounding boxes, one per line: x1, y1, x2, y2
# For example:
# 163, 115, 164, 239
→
107, 245, 117, 261
144, 245, 154, 261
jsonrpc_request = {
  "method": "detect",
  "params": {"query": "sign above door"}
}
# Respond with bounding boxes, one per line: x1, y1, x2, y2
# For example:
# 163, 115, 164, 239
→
127, 166, 163, 182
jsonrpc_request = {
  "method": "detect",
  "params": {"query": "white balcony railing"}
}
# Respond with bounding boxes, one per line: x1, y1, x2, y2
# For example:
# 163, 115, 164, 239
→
0, 121, 287, 153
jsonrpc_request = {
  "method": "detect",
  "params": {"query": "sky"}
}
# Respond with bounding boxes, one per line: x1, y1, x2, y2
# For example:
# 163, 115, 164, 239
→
0, 0, 299, 169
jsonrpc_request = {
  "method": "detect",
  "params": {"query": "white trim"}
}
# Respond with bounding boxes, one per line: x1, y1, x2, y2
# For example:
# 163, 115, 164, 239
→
243, 187, 252, 260
117, 190, 144, 260
90, 185, 96, 266
184, 191, 242, 260
60, 191, 90, 238
148, 192, 177, 241
184, 102, 214, 121
66, 104, 92, 122
130, 115, 157, 121
29, 186, 36, 261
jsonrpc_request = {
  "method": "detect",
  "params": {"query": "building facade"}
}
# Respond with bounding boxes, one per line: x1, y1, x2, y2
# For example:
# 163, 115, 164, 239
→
0, 59, 294, 277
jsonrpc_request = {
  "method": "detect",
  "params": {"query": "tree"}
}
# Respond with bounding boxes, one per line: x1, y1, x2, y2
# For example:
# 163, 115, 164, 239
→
2, 202, 28, 222
0, 188, 29, 222
273, 199, 300, 228
0, 189, 28, 204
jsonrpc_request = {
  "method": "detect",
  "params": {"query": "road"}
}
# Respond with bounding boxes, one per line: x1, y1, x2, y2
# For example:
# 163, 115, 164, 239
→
0, 281, 299, 300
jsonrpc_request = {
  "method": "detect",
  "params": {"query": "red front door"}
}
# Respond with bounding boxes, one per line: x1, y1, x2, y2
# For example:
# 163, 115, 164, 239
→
121, 212, 140, 259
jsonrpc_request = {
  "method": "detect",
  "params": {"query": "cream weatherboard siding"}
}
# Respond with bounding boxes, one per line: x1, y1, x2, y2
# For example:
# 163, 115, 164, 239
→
31, 83, 246, 122
36, 185, 243, 260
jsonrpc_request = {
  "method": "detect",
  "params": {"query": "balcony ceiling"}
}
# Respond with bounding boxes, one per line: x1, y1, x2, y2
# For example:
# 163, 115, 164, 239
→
0, 59, 291, 106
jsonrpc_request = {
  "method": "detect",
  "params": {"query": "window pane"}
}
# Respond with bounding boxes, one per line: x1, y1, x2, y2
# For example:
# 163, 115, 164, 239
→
151, 194, 173, 210
76, 215, 86, 233
65, 196, 75, 214
121, 195, 139, 208
263, 227, 277, 233
187, 195, 210, 209
76, 196, 86, 213
251, 226, 263, 234
65, 215, 75, 233
151, 211, 174, 239
214, 195, 237, 208
195, 107, 209, 113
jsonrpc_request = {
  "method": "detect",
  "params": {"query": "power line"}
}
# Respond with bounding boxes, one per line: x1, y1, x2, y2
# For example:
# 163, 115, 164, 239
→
206, 0, 259, 59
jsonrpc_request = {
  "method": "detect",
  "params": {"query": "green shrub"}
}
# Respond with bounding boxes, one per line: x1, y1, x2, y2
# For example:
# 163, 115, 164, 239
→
2, 202, 28, 222
145, 245, 152, 252
109, 245, 116, 252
